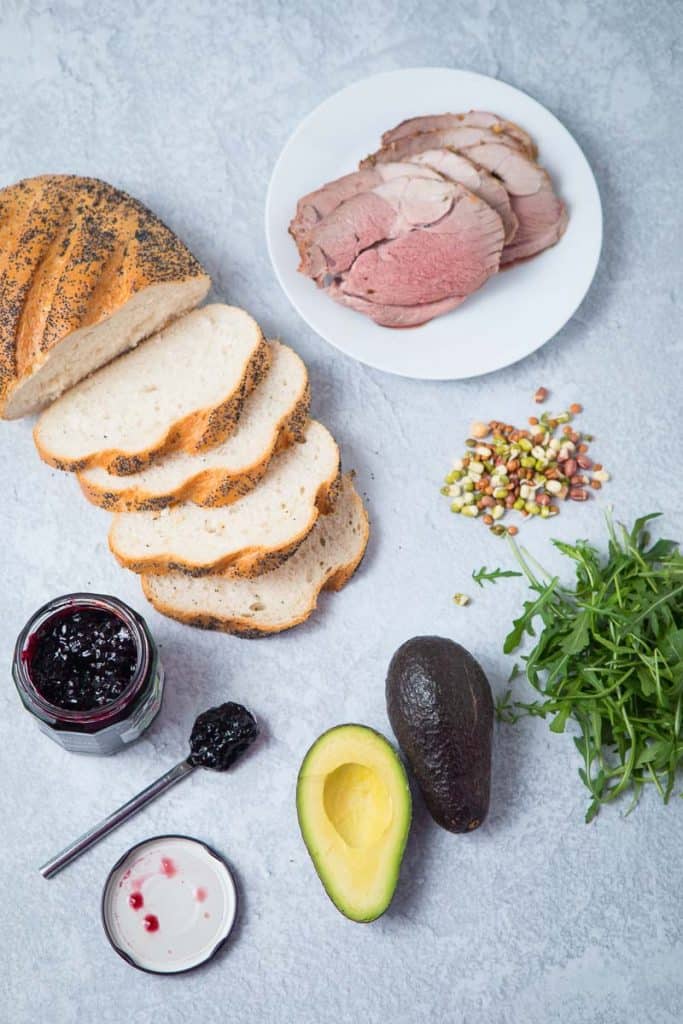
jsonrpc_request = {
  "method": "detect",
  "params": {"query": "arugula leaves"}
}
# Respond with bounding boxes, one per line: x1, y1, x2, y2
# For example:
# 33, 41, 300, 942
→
471, 566, 523, 588
478, 514, 683, 821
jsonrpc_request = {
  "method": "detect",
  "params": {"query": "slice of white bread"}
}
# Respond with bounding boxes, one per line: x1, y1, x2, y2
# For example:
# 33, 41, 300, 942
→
77, 341, 310, 511
33, 305, 269, 474
142, 475, 368, 636
0, 175, 210, 420
109, 419, 341, 576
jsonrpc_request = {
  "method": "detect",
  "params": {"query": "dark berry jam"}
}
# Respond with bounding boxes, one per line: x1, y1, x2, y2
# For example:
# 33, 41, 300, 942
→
13, 594, 164, 755
26, 608, 138, 712
188, 702, 258, 771
143, 914, 159, 933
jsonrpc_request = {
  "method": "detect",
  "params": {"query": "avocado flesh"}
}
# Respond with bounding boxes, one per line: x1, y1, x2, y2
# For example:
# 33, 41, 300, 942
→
296, 724, 412, 922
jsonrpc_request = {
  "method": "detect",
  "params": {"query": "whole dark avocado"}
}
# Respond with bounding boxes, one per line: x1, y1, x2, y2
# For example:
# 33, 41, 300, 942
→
386, 636, 493, 833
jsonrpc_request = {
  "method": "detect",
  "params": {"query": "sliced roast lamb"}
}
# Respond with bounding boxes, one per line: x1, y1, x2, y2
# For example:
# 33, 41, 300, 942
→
291, 151, 517, 248
327, 182, 504, 326
408, 149, 518, 242
289, 108, 567, 328
298, 176, 462, 284
363, 130, 567, 265
361, 125, 525, 169
327, 288, 467, 328
460, 143, 567, 264
381, 110, 537, 158
289, 162, 441, 251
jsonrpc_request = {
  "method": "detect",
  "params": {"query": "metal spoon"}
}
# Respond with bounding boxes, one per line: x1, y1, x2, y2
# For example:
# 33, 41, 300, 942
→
40, 702, 258, 879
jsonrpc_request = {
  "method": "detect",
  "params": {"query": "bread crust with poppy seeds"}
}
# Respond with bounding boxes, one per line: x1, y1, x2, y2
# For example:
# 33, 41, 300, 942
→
0, 174, 210, 419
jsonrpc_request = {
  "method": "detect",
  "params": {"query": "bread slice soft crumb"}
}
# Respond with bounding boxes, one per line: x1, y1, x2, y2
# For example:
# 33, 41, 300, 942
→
142, 475, 368, 635
109, 419, 341, 576
34, 304, 268, 474
77, 341, 310, 511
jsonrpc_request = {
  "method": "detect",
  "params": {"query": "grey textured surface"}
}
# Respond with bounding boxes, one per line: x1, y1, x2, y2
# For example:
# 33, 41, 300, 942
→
1, 1, 681, 1022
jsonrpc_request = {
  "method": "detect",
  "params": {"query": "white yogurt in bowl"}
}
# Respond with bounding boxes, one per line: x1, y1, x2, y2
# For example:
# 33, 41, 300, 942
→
102, 835, 237, 973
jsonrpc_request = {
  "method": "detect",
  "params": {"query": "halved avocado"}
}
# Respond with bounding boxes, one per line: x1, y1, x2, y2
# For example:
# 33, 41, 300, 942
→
296, 724, 411, 922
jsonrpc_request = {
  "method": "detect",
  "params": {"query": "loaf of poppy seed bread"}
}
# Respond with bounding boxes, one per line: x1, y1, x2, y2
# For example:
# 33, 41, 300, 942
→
142, 475, 369, 636
34, 305, 269, 474
0, 174, 210, 419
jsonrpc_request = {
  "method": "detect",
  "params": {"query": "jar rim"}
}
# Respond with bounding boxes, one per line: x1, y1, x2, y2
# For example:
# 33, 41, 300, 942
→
13, 593, 151, 726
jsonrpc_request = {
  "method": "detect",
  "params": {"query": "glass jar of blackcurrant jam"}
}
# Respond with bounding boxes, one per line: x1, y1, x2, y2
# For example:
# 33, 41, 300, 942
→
12, 594, 164, 756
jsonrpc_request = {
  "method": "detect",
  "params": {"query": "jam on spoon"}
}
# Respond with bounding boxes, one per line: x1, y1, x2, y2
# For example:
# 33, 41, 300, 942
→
188, 703, 259, 771
40, 702, 259, 879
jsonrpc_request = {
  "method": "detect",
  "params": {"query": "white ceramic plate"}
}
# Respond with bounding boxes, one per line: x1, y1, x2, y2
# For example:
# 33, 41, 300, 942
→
266, 67, 602, 380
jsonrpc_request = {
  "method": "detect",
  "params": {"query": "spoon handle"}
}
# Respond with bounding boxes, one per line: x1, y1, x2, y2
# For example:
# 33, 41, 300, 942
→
40, 759, 195, 879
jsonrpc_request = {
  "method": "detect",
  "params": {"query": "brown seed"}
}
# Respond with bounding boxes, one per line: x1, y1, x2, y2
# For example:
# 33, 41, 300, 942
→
577, 455, 592, 469
537, 493, 551, 506
505, 495, 516, 507
480, 495, 495, 507
593, 463, 603, 471
564, 458, 578, 477
470, 420, 490, 439
507, 525, 519, 536
569, 403, 583, 414
528, 416, 539, 426
591, 479, 602, 490
577, 443, 588, 454
534, 387, 549, 403
570, 475, 587, 486
482, 514, 494, 525
570, 487, 589, 501
507, 459, 520, 472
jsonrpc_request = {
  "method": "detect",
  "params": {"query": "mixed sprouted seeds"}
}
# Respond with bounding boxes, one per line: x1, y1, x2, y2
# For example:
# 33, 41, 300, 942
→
441, 389, 610, 537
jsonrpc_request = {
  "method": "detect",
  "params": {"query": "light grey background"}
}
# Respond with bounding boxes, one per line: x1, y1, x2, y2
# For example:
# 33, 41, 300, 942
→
1, 2, 681, 1022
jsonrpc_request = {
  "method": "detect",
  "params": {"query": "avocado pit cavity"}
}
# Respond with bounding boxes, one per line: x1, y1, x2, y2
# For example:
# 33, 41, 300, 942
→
323, 762, 393, 848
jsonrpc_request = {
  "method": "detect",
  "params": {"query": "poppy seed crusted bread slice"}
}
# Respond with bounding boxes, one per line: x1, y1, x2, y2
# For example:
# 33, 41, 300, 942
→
141, 475, 368, 636
34, 304, 268, 474
109, 419, 341, 577
77, 341, 310, 511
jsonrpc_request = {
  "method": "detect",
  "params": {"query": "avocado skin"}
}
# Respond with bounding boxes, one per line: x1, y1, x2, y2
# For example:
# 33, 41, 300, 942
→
386, 636, 493, 833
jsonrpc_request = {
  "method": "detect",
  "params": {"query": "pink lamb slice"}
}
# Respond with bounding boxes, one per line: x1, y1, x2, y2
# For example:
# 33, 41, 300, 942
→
381, 110, 537, 157
408, 148, 518, 243
326, 288, 467, 328
360, 125, 524, 169
364, 132, 567, 265
337, 185, 504, 307
298, 176, 463, 284
462, 143, 568, 264
289, 162, 442, 249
